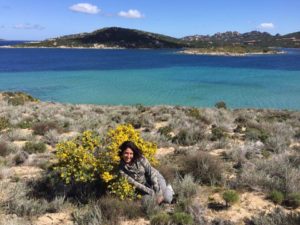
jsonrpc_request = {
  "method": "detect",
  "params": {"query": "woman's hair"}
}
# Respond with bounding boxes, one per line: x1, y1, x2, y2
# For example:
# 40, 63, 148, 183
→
119, 141, 143, 163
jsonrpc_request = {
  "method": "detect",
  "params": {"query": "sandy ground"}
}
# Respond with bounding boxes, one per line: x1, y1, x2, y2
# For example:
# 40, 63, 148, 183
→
34, 212, 74, 225
154, 122, 169, 130
10, 166, 43, 179
156, 147, 175, 158
120, 218, 150, 225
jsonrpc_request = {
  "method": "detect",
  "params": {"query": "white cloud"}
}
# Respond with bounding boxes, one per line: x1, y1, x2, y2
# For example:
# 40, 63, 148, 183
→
69, 3, 100, 14
258, 23, 275, 29
13, 23, 45, 30
118, 9, 144, 19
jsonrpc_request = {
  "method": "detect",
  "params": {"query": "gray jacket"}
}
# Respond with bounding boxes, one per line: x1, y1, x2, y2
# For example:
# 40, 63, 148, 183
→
119, 157, 161, 195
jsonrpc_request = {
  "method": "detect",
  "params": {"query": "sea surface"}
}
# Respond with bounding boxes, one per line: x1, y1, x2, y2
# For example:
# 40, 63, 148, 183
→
0, 47, 300, 109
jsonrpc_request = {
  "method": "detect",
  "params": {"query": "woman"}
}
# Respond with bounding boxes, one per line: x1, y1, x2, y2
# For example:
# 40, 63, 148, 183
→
118, 141, 174, 204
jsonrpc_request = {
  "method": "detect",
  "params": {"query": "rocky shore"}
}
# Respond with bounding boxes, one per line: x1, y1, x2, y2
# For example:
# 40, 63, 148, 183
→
179, 48, 285, 56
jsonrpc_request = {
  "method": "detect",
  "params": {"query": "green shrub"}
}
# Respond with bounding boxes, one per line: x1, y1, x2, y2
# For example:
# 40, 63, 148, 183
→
186, 108, 210, 124
0, 141, 10, 157
239, 153, 300, 195
158, 125, 173, 140
172, 128, 204, 146
211, 125, 226, 141
171, 212, 193, 225
186, 108, 201, 118
150, 212, 171, 225
135, 103, 148, 113
72, 204, 103, 225
244, 127, 269, 143
2, 91, 38, 106
181, 151, 225, 186
141, 195, 160, 218
97, 196, 144, 224
261, 111, 291, 123
124, 116, 142, 129
33, 121, 62, 135
222, 190, 239, 207
174, 174, 197, 202
261, 149, 271, 159
13, 151, 29, 165
269, 190, 284, 205
17, 118, 35, 129
215, 101, 227, 109
23, 141, 46, 154
294, 130, 300, 140
285, 193, 300, 209
0, 117, 10, 131
1, 182, 65, 217
234, 115, 248, 125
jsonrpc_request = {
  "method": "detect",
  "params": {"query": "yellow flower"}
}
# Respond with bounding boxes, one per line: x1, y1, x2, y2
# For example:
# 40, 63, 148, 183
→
102, 172, 114, 183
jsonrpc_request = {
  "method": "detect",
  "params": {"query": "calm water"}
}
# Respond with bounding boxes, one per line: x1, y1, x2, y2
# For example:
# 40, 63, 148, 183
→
0, 48, 300, 109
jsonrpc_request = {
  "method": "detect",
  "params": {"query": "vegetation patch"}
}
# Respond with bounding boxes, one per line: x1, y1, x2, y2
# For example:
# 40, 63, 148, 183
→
2, 91, 39, 105
0, 117, 10, 131
211, 125, 227, 141
215, 101, 227, 109
186, 108, 211, 124
222, 190, 239, 207
181, 151, 225, 186
244, 127, 269, 142
158, 125, 173, 140
0, 141, 10, 157
33, 121, 63, 135
23, 141, 46, 154
172, 127, 205, 146
284, 193, 300, 209
268, 190, 284, 205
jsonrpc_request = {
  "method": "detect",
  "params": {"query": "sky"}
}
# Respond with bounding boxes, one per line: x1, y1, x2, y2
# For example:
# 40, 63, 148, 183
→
0, 0, 300, 40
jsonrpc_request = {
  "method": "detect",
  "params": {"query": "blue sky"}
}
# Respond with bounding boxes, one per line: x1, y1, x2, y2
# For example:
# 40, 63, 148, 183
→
0, 0, 299, 40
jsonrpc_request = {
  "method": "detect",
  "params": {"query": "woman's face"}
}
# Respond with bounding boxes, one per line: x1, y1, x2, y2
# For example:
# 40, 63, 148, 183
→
121, 148, 134, 164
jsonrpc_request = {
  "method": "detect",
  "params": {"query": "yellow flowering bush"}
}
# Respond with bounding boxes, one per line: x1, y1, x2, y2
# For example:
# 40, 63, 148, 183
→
106, 124, 158, 166
55, 130, 100, 183
54, 124, 157, 200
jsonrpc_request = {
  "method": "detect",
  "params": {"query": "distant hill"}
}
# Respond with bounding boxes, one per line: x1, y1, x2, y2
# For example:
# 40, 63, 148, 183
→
16, 27, 300, 49
22, 27, 185, 49
183, 31, 300, 48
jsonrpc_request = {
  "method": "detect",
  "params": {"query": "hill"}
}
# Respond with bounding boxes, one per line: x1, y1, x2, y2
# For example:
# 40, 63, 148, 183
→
12, 27, 300, 50
21, 27, 185, 49
183, 30, 300, 48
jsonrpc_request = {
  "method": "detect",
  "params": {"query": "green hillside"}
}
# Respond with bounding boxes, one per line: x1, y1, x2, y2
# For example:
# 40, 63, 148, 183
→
20, 27, 185, 49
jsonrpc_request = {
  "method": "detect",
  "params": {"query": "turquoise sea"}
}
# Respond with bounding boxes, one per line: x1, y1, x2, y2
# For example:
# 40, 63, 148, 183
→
0, 47, 300, 109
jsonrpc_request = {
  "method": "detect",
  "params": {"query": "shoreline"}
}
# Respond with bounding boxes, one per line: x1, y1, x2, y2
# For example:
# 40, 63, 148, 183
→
178, 49, 286, 56
1, 45, 287, 56
0, 45, 126, 50
0, 92, 298, 111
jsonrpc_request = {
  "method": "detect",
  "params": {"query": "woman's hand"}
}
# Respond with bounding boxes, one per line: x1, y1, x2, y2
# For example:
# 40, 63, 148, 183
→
156, 194, 164, 204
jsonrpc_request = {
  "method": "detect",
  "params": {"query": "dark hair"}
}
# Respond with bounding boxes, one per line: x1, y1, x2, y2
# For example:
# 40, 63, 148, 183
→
119, 141, 142, 163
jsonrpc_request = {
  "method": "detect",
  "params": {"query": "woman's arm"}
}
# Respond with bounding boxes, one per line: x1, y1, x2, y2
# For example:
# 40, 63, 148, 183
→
119, 170, 155, 195
141, 157, 162, 195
